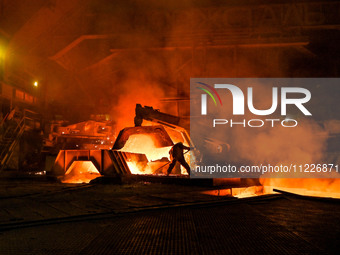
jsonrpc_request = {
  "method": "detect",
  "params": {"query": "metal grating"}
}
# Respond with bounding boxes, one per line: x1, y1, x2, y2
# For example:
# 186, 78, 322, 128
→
79, 204, 323, 255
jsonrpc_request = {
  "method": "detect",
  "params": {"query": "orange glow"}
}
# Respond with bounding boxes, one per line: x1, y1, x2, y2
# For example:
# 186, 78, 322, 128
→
61, 161, 101, 183
120, 134, 172, 175
127, 161, 154, 175
120, 133, 191, 175
110, 81, 165, 132
201, 186, 273, 198
260, 177, 340, 198
201, 189, 232, 196
231, 186, 267, 198
121, 134, 171, 161
201, 178, 340, 199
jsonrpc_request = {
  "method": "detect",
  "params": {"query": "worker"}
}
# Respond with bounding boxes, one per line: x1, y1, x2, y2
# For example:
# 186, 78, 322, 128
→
167, 142, 191, 175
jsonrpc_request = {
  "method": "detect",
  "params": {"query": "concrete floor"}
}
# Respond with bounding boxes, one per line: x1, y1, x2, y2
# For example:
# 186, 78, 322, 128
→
0, 179, 339, 254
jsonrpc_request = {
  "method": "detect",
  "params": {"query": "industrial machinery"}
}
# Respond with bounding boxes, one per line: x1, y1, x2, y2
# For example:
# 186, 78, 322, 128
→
43, 118, 116, 153
134, 104, 189, 130
114, 104, 199, 174
51, 103, 233, 182
133, 104, 230, 162
52, 104, 197, 182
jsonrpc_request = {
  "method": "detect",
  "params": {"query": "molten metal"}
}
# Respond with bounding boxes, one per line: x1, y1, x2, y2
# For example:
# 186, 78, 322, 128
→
120, 134, 171, 175
62, 161, 101, 183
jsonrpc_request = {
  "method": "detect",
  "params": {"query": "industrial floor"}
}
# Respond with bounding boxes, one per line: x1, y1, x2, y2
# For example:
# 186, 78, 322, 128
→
0, 179, 339, 254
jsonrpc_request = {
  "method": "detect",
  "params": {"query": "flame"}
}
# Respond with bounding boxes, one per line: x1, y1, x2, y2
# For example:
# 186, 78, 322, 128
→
61, 161, 101, 183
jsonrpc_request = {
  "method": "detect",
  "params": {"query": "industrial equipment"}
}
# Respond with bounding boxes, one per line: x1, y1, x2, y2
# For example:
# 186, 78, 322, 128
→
52, 104, 197, 182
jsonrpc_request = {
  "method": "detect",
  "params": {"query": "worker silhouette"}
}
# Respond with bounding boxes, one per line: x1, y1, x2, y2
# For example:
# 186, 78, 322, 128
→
167, 142, 191, 175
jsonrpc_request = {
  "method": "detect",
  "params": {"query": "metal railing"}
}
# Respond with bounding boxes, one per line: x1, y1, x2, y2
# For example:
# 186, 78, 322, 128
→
0, 109, 41, 170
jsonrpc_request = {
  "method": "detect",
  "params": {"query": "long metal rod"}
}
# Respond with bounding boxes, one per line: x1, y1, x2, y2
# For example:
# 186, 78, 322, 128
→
152, 150, 190, 173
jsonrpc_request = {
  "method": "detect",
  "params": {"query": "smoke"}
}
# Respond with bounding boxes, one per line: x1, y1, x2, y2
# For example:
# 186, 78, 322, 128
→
97, 1, 338, 197
194, 80, 327, 165
110, 75, 165, 131
6, 0, 299, 119
232, 119, 325, 166
193, 79, 340, 196
102, 1, 293, 133
4, 1, 339, 195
